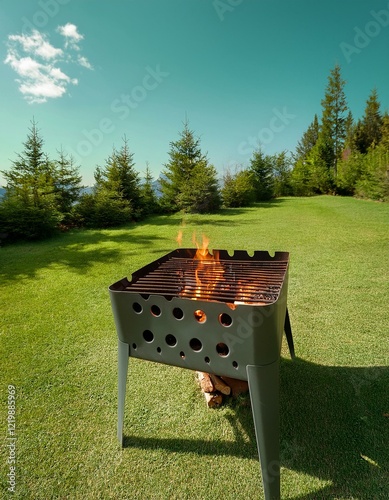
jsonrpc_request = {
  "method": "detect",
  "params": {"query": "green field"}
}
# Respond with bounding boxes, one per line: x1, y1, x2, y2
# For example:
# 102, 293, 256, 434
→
1, 196, 388, 499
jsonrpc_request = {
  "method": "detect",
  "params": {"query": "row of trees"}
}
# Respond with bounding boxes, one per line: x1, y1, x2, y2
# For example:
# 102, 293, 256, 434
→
0, 117, 290, 242
1, 64, 388, 242
0, 123, 82, 241
0, 121, 160, 240
291, 65, 389, 199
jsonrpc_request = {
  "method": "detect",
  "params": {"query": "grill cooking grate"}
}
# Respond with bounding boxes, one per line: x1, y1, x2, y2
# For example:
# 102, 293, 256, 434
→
124, 252, 288, 304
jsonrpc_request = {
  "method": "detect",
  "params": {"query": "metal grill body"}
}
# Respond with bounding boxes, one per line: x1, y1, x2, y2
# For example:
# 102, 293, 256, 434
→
109, 249, 294, 500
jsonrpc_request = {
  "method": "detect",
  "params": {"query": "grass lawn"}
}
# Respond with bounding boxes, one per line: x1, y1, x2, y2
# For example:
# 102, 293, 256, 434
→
0, 195, 388, 499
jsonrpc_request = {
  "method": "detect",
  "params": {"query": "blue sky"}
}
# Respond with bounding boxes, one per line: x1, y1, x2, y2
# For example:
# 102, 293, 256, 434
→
1, 0, 388, 186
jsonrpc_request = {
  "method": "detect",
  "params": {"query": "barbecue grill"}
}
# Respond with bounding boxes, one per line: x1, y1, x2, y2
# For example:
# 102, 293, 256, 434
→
109, 248, 295, 500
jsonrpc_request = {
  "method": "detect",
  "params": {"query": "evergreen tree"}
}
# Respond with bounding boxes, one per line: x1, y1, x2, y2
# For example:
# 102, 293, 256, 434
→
0, 120, 60, 240
291, 157, 313, 196
160, 122, 221, 213
222, 168, 255, 208
336, 150, 365, 195
94, 136, 142, 217
2, 119, 54, 208
249, 149, 274, 201
294, 114, 319, 162
343, 111, 355, 152
354, 114, 389, 201
140, 163, 159, 215
380, 113, 389, 150
273, 151, 293, 197
291, 116, 319, 196
319, 64, 348, 177
303, 143, 332, 194
354, 89, 383, 154
53, 149, 83, 216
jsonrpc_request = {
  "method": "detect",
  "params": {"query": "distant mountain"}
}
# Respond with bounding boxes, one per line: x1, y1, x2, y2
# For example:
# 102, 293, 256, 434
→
80, 186, 94, 196
0, 182, 162, 200
152, 178, 162, 198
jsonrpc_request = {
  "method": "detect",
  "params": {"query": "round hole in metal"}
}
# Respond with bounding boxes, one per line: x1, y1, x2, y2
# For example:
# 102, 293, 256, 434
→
165, 334, 177, 347
194, 309, 206, 323
151, 304, 161, 317
132, 302, 142, 313
204, 356, 210, 364
180, 351, 186, 359
189, 338, 202, 352
157, 347, 162, 353
132, 343, 137, 350
143, 330, 154, 342
173, 307, 184, 320
219, 313, 232, 327
216, 342, 229, 357
232, 361, 238, 369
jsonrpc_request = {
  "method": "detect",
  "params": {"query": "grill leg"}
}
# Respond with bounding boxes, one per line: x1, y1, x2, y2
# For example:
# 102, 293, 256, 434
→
118, 340, 129, 446
247, 361, 280, 500
284, 308, 295, 359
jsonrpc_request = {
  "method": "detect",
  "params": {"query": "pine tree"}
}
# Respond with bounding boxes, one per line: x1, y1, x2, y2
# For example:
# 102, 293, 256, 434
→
179, 159, 221, 213
222, 168, 255, 208
355, 89, 383, 154
319, 64, 348, 178
94, 136, 142, 216
336, 111, 363, 195
380, 113, 389, 150
160, 122, 221, 213
355, 113, 389, 201
273, 151, 293, 197
140, 163, 159, 215
294, 114, 319, 162
2, 119, 54, 208
249, 149, 274, 201
53, 149, 83, 216
0, 120, 60, 240
343, 111, 355, 152
291, 157, 313, 196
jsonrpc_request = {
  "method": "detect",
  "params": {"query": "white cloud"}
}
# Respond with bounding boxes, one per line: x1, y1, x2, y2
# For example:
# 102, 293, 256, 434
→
57, 23, 84, 50
9, 31, 63, 60
4, 25, 92, 104
77, 55, 93, 70
20, 79, 67, 103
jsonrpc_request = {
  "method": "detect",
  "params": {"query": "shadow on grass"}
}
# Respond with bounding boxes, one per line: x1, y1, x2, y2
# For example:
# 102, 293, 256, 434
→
142, 201, 286, 228
123, 358, 388, 499
0, 200, 289, 282
143, 208, 257, 228
253, 199, 287, 209
0, 227, 169, 283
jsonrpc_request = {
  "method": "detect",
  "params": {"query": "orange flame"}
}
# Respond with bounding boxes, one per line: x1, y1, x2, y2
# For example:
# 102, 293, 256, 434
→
176, 229, 183, 246
190, 232, 224, 300
193, 233, 213, 261
175, 231, 258, 307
